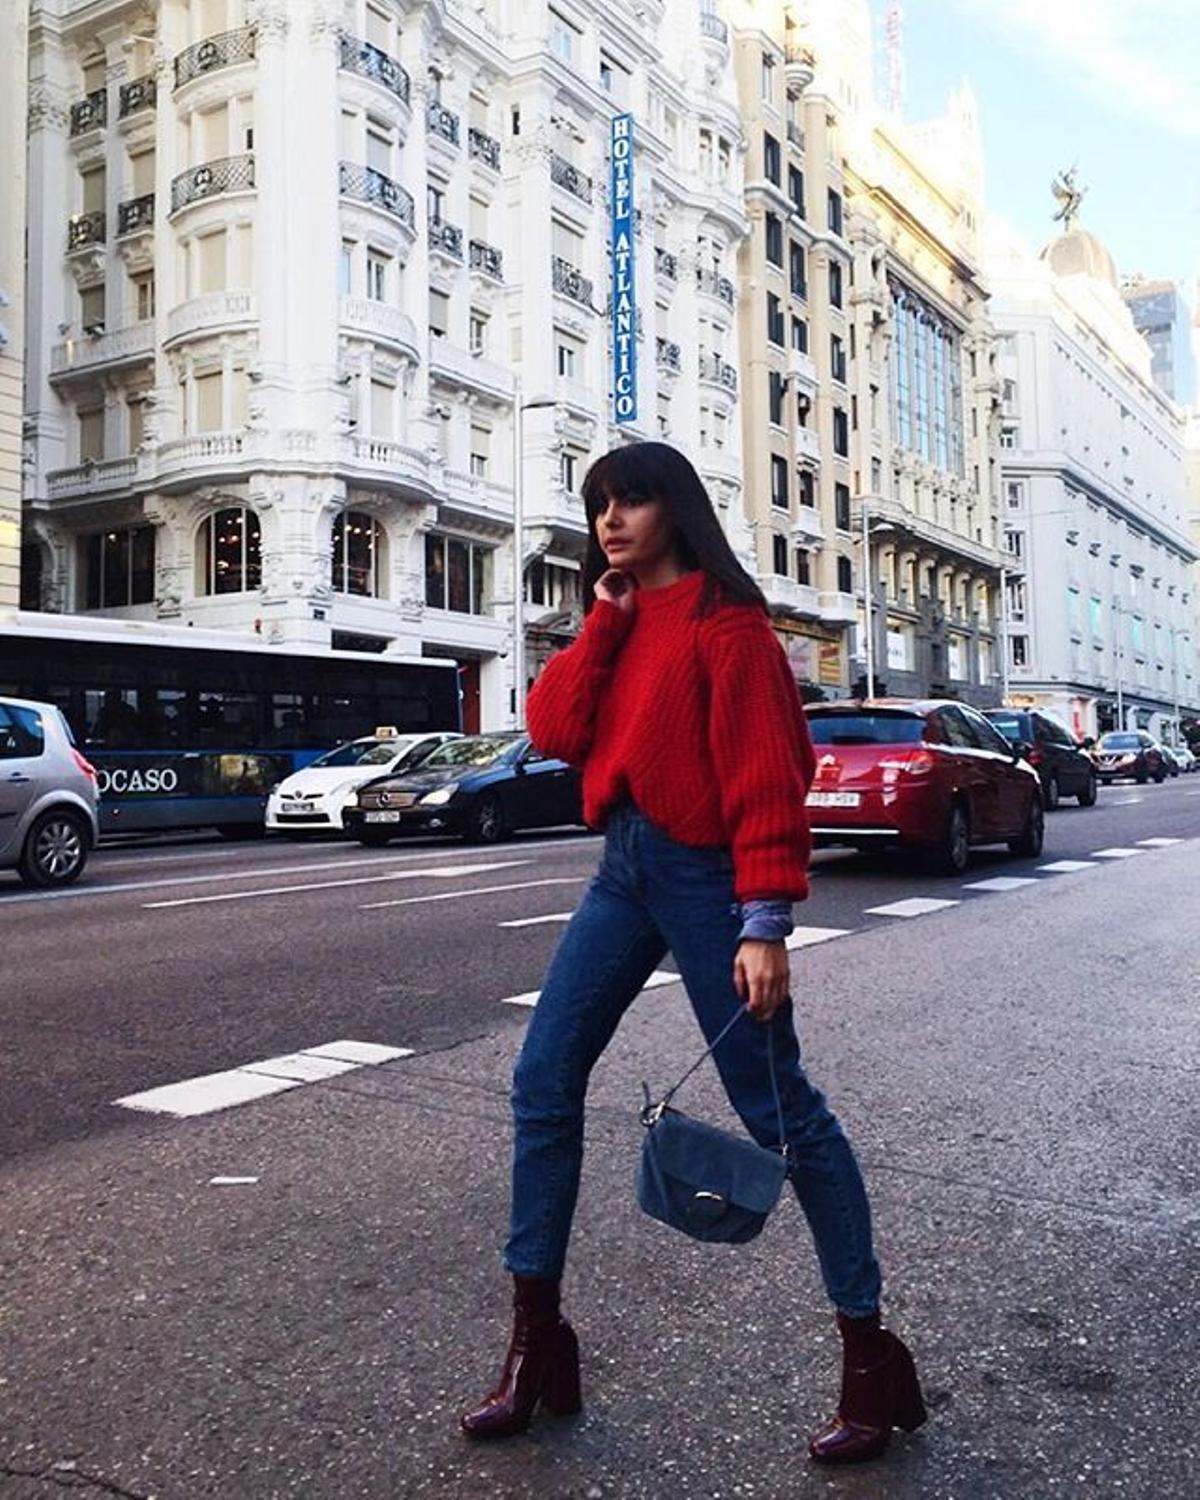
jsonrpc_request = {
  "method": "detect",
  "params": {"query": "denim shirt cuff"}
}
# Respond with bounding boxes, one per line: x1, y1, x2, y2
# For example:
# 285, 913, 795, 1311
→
737, 898, 794, 943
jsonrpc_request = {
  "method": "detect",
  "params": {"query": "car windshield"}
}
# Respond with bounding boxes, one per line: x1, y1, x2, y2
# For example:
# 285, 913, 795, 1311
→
807, 713, 926, 746
309, 740, 407, 769
986, 714, 1027, 743
1099, 733, 1140, 750
419, 735, 519, 769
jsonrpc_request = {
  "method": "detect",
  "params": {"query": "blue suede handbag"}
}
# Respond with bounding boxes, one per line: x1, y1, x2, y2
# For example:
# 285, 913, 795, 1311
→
637, 1008, 789, 1244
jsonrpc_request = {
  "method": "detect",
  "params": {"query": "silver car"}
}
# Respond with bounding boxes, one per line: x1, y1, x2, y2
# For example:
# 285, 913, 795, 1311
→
0, 696, 100, 887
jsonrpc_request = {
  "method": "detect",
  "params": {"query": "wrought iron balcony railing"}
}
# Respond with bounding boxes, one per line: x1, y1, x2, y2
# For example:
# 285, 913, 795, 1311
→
426, 98, 460, 145
552, 256, 593, 310
469, 239, 503, 280
338, 35, 410, 103
338, 161, 415, 228
117, 193, 155, 236
551, 152, 593, 204
119, 74, 157, 118
171, 153, 255, 212
697, 266, 736, 307
70, 88, 107, 136
654, 247, 678, 281
656, 338, 681, 372
468, 126, 500, 170
174, 27, 256, 90
428, 219, 463, 259
700, 12, 728, 43
698, 351, 739, 393
67, 210, 106, 251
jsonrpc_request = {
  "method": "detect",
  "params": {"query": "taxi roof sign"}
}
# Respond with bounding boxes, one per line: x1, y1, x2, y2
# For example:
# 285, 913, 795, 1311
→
374, 725, 400, 739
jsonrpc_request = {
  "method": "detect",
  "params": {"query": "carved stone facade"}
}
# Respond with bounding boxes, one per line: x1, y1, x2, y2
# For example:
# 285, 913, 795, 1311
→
22, 0, 751, 728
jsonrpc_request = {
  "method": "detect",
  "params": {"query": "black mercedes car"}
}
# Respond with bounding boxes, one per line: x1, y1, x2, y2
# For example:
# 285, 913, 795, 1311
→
344, 732, 583, 845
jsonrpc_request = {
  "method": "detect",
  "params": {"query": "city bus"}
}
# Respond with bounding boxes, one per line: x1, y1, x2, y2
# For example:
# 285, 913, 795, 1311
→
0, 611, 462, 837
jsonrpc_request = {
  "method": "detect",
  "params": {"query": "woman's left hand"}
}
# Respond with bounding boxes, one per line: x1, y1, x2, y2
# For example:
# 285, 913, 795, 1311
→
733, 940, 791, 1022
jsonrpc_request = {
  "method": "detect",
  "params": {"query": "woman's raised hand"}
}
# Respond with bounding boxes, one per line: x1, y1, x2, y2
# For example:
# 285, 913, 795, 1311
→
595, 568, 637, 614
733, 940, 791, 1022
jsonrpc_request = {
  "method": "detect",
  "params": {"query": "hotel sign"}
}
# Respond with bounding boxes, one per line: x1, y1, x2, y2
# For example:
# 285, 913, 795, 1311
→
610, 112, 637, 424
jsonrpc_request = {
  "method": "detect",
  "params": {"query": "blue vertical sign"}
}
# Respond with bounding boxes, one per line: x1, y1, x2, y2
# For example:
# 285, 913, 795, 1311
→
610, 113, 637, 424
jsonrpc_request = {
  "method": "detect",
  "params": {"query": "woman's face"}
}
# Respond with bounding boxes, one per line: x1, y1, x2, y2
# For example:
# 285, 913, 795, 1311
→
593, 493, 677, 575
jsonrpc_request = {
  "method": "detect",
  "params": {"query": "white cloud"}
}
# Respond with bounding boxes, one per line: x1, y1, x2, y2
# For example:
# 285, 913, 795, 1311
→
955, 0, 1200, 139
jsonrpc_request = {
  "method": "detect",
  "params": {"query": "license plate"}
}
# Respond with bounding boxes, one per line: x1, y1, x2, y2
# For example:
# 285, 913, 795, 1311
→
806, 791, 861, 809
290, 802, 317, 814
364, 810, 402, 823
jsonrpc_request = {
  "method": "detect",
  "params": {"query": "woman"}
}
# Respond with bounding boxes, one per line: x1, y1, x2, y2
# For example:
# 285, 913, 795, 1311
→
461, 442, 925, 1464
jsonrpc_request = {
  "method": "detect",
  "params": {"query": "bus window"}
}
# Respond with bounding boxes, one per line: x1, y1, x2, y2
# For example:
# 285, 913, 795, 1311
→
196, 689, 261, 746
148, 688, 186, 747
84, 688, 143, 749
269, 692, 308, 748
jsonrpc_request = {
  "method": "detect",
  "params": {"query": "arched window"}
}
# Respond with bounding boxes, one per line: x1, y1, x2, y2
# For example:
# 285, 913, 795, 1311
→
198, 507, 261, 595
331, 510, 385, 596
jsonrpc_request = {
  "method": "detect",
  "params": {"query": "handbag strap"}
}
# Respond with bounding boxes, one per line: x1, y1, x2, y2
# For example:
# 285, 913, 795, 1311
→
641, 1007, 787, 1154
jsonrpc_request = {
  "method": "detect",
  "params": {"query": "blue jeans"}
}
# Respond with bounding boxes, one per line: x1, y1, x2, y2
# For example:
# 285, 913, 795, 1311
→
505, 804, 883, 1318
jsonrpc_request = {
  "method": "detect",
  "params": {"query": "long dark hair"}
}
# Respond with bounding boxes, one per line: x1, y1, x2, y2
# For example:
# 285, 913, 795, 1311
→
579, 441, 768, 617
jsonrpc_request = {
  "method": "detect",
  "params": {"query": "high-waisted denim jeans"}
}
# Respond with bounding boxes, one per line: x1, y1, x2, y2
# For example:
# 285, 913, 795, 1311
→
505, 803, 883, 1318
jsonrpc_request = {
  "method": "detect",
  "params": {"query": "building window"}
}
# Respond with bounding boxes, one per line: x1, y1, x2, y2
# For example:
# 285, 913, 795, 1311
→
557, 339, 577, 378
763, 132, 781, 186
78, 405, 105, 462
761, 53, 775, 102
771, 454, 789, 509
599, 57, 613, 93
767, 292, 785, 346
470, 425, 490, 477
79, 283, 106, 334
788, 165, 805, 219
425, 532, 488, 615
469, 310, 489, 355
834, 482, 851, 530
799, 468, 815, 508
827, 188, 843, 236
1011, 634, 1028, 668
339, 240, 354, 296
833, 408, 849, 458
831, 334, 847, 383
829, 261, 844, 309
789, 242, 807, 300
657, 393, 671, 438
765, 213, 783, 267
132, 272, 155, 321
562, 448, 584, 492
550, 9, 579, 63
795, 547, 811, 586
791, 316, 808, 353
331, 510, 383, 597
429, 287, 449, 338
837, 555, 853, 593
1000, 424, 1018, 449
82, 526, 156, 610
1006, 479, 1025, 509
367, 250, 389, 302
890, 279, 965, 475
199, 508, 262, 596
768, 370, 785, 425
772, 533, 787, 575
870, 456, 882, 491
1005, 528, 1024, 559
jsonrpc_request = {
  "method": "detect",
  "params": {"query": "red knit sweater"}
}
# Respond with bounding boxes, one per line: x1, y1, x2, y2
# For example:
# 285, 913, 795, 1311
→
526, 569, 817, 902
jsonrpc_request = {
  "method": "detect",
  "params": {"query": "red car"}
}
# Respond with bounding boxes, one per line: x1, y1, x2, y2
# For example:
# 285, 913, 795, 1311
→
803, 700, 1044, 874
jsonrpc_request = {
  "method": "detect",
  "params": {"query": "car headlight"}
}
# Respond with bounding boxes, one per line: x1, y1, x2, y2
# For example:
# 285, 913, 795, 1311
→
419, 783, 459, 806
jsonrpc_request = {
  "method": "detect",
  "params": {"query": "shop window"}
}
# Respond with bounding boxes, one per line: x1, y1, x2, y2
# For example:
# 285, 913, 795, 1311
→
332, 510, 384, 597
198, 507, 261, 595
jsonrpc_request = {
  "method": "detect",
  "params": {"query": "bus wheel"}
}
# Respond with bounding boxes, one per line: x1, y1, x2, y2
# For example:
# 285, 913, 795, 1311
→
217, 823, 266, 841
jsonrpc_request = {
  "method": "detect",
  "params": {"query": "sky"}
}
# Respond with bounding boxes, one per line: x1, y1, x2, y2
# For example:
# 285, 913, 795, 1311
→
870, 0, 1200, 298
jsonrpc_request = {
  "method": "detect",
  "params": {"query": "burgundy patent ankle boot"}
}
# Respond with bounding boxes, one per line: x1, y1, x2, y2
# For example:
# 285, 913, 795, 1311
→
808, 1311, 927, 1464
460, 1275, 582, 1440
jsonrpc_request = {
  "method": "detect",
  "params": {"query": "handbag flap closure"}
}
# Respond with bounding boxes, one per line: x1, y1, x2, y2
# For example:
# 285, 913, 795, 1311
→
647, 1108, 786, 1214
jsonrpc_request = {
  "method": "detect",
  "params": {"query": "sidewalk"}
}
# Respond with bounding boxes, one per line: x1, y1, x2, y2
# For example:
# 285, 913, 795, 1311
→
2, 844, 1198, 1499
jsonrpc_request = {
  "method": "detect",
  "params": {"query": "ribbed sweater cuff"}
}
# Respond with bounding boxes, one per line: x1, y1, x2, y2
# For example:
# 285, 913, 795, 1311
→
580, 601, 634, 662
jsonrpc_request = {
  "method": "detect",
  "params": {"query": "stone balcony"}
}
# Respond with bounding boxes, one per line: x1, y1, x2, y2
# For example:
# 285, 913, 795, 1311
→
794, 426, 821, 463
50, 320, 155, 381
820, 589, 859, 625
46, 456, 138, 501
339, 296, 420, 359
762, 574, 822, 617
441, 469, 512, 531
165, 290, 256, 347
788, 348, 818, 390
428, 338, 514, 402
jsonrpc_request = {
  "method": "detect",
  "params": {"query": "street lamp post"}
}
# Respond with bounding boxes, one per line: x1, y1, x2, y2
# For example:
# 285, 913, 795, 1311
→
999, 564, 1010, 703
511, 378, 557, 729
859, 502, 895, 700
1113, 596, 1124, 731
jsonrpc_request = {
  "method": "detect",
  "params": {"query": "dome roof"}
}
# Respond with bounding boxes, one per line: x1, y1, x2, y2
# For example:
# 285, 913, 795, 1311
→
1040, 228, 1118, 288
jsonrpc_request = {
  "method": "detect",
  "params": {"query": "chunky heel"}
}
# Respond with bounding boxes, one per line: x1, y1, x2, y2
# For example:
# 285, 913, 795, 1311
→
808, 1314, 927, 1465
539, 1326, 582, 1416
892, 1346, 927, 1433
461, 1276, 584, 1441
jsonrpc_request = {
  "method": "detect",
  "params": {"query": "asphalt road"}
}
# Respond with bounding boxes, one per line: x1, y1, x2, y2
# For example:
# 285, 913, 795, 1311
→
1, 777, 1197, 1499
2, 774, 1199, 1164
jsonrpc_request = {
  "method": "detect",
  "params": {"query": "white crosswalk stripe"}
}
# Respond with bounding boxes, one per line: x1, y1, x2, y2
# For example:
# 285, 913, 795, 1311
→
1136, 837, 1183, 848
963, 876, 1040, 893
785, 925, 853, 949
498, 912, 573, 928
1092, 847, 1144, 859
1039, 859, 1098, 873
865, 897, 960, 919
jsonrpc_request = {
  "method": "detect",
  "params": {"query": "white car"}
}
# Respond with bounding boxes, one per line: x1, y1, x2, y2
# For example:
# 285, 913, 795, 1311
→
265, 731, 460, 835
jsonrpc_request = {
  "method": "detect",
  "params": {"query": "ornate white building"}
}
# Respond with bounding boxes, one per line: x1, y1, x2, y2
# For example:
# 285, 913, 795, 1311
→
22, 0, 750, 730
986, 219, 1199, 740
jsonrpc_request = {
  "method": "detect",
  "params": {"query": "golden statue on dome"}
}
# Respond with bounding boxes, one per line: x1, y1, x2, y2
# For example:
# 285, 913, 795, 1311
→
1051, 166, 1086, 232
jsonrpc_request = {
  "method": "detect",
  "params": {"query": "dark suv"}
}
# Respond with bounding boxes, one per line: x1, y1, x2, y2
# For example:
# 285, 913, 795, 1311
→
1094, 731, 1167, 785
983, 708, 1098, 809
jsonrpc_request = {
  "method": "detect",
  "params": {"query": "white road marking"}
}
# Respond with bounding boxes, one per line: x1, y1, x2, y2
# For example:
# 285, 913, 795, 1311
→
1091, 847, 1144, 859
499, 912, 574, 928
1039, 859, 1098, 873
963, 876, 1040, 893
210, 1176, 259, 1186
1136, 837, 1183, 847
1113, 797, 1144, 805
865, 897, 961, 919
114, 1038, 412, 1117
361, 876, 584, 911
142, 860, 529, 909
785, 925, 853, 949
502, 968, 680, 1008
